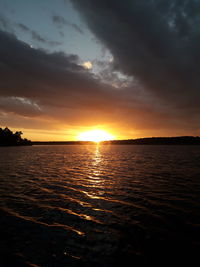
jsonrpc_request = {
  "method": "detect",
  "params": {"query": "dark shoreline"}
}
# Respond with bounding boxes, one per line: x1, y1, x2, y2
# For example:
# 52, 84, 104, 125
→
32, 136, 200, 146
1, 136, 200, 146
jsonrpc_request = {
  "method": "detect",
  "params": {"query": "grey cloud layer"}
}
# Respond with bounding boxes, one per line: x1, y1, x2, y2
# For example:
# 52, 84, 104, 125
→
0, 30, 129, 118
71, 0, 200, 111
0, 30, 172, 131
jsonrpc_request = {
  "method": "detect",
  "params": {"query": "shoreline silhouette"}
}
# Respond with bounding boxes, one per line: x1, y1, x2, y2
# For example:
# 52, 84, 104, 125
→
33, 136, 200, 145
1, 127, 200, 146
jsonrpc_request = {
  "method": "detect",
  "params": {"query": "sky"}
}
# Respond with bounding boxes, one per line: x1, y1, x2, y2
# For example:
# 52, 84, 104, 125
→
0, 0, 200, 141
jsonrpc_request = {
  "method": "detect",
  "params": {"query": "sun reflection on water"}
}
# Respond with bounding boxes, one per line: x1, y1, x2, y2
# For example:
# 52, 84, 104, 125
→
93, 144, 101, 167
88, 144, 102, 182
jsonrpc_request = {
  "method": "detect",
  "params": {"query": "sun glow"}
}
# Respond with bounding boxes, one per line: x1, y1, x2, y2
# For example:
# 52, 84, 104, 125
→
77, 129, 114, 142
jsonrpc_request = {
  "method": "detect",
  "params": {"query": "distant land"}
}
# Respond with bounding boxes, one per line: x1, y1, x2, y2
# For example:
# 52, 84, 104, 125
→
1, 127, 200, 146
33, 136, 200, 145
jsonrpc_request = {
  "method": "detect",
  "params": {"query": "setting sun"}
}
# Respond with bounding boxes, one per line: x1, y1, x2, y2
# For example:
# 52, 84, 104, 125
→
77, 129, 114, 142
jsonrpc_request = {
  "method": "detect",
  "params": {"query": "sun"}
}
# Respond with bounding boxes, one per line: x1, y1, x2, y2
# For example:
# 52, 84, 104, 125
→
77, 129, 114, 142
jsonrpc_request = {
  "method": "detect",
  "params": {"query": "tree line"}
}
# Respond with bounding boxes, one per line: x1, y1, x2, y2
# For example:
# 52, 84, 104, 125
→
0, 127, 32, 146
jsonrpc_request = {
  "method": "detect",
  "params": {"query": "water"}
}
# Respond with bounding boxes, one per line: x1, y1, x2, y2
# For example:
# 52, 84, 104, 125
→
0, 145, 199, 266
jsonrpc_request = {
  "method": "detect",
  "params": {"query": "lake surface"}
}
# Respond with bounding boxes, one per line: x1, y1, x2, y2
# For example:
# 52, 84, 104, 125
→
0, 145, 199, 266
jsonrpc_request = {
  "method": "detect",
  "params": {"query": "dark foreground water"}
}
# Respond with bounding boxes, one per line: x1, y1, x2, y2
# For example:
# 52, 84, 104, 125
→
0, 145, 199, 266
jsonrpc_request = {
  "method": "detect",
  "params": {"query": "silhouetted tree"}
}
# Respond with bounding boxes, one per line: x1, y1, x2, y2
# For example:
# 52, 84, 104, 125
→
0, 127, 32, 146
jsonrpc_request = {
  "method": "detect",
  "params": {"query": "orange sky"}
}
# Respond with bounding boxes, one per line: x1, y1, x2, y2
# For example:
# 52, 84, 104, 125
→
4, 123, 197, 142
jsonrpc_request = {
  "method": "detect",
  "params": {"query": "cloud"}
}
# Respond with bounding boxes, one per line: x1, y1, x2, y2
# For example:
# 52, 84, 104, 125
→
0, 15, 14, 33
82, 61, 92, 69
52, 15, 83, 34
0, 96, 42, 117
0, 14, 62, 46
71, 0, 200, 112
0, 24, 200, 137
0, 30, 122, 117
0, 16, 10, 31
0, 31, 157, 124
17, 23, 62, 46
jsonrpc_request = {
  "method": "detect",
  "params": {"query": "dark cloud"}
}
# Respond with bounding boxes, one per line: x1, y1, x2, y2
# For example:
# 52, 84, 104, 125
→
0, 30, 124, 117
71, 0, 200, 112
0, 30, 169, 130
0, 96, 42, 117
52, 15, 83, 34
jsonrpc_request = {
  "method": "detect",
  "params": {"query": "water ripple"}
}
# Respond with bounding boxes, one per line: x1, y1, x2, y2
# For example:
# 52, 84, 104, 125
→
0, 145, 199, 266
